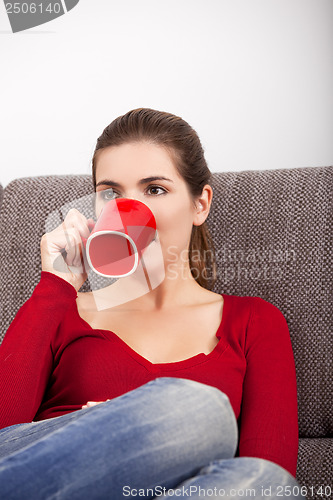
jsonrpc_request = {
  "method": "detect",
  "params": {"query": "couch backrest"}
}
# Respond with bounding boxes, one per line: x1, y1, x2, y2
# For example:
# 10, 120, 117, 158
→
208, 166, 332, 440
0, 167, 331, 439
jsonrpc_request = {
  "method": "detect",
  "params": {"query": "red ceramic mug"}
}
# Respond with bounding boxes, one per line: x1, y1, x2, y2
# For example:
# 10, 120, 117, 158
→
82, 198, 157, 278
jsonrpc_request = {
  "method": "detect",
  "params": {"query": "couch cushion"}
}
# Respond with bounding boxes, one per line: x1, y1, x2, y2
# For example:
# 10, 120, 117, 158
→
206, 166, 332, 438
296, 438, 333, 496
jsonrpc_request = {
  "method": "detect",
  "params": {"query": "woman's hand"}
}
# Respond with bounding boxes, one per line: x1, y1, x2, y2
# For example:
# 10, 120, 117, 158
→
82, 400, 110, 409
40, 208, 95, 292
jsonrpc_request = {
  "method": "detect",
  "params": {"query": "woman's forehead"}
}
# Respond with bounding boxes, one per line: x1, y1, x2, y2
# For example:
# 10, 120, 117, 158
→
95, 142, 182, 183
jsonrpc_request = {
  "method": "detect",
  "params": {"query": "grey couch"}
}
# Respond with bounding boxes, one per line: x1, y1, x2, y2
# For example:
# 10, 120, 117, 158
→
0, 166, 332, 498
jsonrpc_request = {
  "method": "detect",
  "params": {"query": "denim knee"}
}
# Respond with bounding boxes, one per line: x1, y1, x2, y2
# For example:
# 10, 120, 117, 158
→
148, 377, 234, 410
200, 456, 305, 499
241, 457, 300, 485
240, 457, 305, 499
145, 377, 238, 455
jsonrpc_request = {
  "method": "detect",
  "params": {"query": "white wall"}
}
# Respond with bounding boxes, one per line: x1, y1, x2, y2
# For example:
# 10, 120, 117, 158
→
0, 0, 332, 188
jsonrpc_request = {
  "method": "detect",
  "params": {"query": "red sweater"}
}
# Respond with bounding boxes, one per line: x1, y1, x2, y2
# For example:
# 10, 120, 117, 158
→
0, 271, 299, 477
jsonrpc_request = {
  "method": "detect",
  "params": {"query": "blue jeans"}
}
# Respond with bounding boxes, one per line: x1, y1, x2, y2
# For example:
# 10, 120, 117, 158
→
0, 377, 305, 499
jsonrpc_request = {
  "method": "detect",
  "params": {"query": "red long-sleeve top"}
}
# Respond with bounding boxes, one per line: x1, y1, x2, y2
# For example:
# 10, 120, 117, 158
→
0, 271, 299, 477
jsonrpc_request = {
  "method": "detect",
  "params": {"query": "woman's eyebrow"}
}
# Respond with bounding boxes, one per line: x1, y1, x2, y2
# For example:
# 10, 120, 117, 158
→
96, 176, 174, 189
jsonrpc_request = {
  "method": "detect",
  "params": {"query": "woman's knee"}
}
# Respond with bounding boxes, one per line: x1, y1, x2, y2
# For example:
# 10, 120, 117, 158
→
146, 377, 233, 411
141, 377, 238, 458
238, 457, 305, 498
145, 378, 237, 427
199, 456, 305, 499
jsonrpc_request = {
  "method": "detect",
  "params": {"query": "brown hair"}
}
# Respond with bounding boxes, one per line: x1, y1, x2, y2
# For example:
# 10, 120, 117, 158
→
91, 108, 217, 290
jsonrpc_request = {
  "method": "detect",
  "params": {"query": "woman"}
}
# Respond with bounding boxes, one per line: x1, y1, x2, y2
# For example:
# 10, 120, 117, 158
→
0, 108, 305, 499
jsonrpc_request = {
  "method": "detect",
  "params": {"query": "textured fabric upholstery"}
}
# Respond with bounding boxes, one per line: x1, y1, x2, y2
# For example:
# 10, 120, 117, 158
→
0, 183, 3, 211
0, 166, 332, 495
208, 167, 332, 439
297, 439, 332, 495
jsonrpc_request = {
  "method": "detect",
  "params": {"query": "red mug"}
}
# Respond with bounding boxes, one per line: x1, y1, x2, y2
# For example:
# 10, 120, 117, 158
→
82, 198, 157, 278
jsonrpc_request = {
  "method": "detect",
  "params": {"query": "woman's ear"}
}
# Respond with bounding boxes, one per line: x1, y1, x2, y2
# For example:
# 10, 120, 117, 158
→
193, 185, 213, 226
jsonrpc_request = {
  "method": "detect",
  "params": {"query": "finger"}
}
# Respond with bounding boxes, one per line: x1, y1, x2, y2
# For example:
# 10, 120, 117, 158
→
81, 401, 103, 409
63, 230, 80, 267
63, 217, 94, 268
74, 219, 95, 269
64, 210, 93, 239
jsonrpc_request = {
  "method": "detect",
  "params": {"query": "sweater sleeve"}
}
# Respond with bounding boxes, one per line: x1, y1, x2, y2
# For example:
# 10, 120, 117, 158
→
0, 271, 78, 430
238, 297, 299, 477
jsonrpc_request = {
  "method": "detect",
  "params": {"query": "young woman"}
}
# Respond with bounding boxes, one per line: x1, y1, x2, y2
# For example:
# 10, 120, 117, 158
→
0, 108, 306, 499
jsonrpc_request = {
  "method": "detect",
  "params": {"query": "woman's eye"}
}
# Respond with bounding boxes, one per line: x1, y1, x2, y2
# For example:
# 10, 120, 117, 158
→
99, 185, 166, 200
146, 185, 166, 196
100, 188, 118, 200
